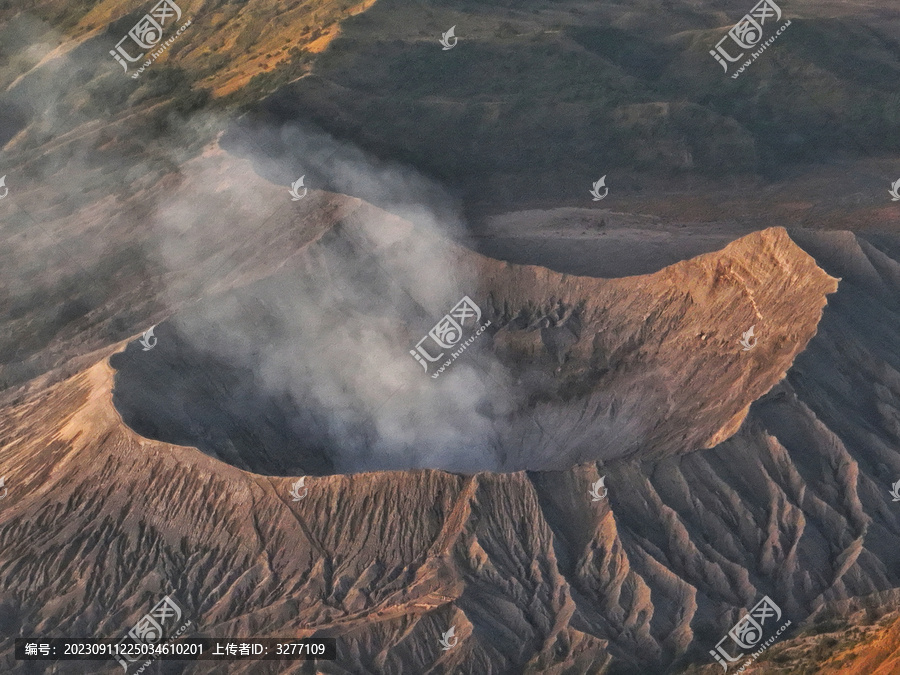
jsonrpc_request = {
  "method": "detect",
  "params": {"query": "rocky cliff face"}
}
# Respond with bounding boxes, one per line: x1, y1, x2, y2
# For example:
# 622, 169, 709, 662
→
8, 214, 900, 674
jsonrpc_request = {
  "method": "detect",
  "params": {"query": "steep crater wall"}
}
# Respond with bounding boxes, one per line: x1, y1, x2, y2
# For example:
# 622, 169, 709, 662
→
110, 221, 837, 476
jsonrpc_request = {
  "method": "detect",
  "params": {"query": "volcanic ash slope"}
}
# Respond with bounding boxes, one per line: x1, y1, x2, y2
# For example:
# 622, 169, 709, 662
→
0, 226, 846, 674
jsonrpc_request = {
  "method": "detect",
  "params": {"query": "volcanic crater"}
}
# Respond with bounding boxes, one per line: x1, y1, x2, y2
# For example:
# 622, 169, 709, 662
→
110, 215, 837, 477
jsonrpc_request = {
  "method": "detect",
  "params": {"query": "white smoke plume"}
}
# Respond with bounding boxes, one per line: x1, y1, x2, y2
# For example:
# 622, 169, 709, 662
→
0, 15, 518, 473
150, 118, 516, 474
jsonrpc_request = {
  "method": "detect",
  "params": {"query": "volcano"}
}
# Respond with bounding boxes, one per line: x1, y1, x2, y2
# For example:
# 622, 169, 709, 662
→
9, 189, 900, 673
3, 0, 900, 670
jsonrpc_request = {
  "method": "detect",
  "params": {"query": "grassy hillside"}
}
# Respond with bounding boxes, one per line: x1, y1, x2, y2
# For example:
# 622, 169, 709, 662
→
3, 0, 899, 200
677, 608, 900, 674
0, 0, 375, 96
244, 0, 900, 210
